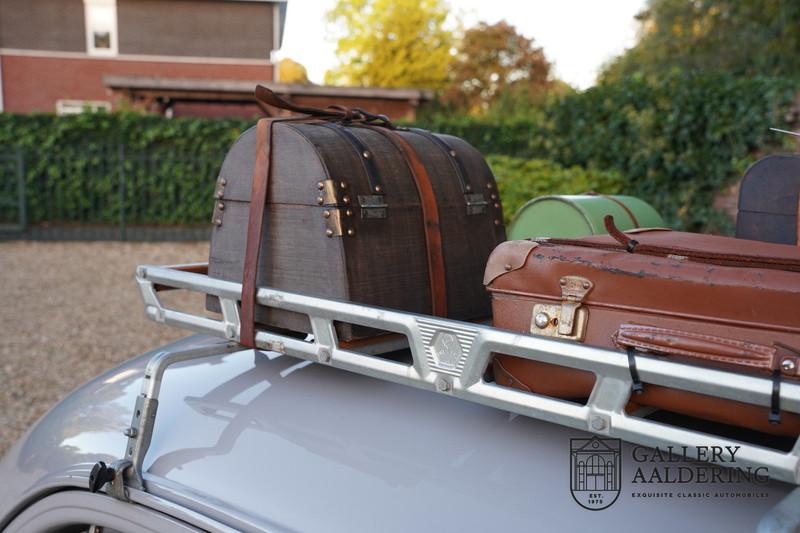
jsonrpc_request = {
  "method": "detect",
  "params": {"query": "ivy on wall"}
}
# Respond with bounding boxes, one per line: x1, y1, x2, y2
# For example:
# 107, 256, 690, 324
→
1, 72, 795, 231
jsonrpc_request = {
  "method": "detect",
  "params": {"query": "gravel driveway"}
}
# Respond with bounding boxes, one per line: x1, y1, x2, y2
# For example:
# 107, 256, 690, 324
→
0, 241, 209, 457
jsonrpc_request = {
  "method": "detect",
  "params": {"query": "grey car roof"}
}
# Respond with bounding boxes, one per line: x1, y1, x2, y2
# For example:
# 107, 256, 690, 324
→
0, 334, 795, 532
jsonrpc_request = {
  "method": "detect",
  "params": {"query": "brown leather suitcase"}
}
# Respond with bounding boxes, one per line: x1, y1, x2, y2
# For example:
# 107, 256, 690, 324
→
208, 86, 505, 345
736, 154, 800, 245
485, 219, 800, 436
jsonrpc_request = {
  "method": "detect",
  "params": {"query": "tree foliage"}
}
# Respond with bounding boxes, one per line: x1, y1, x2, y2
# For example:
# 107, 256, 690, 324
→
418, 72, 797, 233
442, 21, 551, 115
602, 0, 800, 81
324, 0, 454, 89
278, 58, 311, 84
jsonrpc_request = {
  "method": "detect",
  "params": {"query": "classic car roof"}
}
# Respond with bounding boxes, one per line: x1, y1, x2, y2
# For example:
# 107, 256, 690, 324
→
0, 334, 795, 532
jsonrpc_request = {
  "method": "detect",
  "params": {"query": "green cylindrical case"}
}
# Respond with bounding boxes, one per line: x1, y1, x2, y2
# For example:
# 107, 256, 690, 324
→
507, 194, 665, 240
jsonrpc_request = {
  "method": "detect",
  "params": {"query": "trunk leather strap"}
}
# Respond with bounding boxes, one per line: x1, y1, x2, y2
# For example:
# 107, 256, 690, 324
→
368, 126, 448, 317
540, 215, 800, 272
796, 195, 800, 246
240, 115, 315, 348
240, 119, 274, 348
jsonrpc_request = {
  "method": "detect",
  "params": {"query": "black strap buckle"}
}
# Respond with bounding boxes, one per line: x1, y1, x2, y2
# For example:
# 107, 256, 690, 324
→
627, 348, 644, 395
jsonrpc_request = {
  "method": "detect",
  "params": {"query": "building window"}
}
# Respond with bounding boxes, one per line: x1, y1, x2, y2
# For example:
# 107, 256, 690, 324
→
56, 100, 112, 115
84, 0, 118, 56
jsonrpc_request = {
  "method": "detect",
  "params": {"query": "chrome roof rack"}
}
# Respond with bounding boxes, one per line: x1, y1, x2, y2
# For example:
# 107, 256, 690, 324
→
97, 262, 800, 504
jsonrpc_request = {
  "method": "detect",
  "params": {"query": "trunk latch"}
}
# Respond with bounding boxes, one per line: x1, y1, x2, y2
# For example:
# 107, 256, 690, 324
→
530, 275, 593, 341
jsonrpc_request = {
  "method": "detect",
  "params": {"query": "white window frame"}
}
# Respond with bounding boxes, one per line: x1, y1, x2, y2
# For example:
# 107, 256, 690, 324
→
56, 99, 112, 115
83, 0, 119, 57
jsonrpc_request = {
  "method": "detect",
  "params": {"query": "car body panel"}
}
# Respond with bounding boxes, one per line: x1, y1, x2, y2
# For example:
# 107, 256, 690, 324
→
0, 334, 796, 532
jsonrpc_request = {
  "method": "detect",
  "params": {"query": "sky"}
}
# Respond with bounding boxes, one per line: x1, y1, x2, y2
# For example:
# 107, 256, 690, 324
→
276, 0, 647, 90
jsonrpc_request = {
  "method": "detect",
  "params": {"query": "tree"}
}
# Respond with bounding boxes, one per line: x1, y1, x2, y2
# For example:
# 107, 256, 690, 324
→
601, 0, 800, 82
278, 58, 311, 84
442, 21, 551, 115
325, 0, 454, 89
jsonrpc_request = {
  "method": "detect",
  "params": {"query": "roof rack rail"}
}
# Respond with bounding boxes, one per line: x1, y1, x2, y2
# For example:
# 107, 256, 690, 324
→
117, 263, 800, 496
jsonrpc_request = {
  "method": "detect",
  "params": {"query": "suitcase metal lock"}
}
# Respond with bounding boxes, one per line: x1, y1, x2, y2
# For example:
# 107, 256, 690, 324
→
530, 276, 593, 341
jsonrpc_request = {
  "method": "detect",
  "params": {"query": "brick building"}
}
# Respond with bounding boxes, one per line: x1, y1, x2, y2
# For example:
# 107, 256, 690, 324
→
0, 0, 430, 120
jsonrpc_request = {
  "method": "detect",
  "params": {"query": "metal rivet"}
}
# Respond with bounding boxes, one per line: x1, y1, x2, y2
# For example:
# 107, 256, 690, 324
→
343, 195, 351, 204
323, 210, 331, 218
560, 278, 567, 286
325, 229, 334, 237
374, 185, 382, 193
362, 151, 370, 159
490, 193, 497, 200
534, 312, 550, 329
347, 228, 355, 236
317, 181, 325, 190
346, 208, 353, 216
782, 359, 796, 372
504, 263, 512, 271
591, 417, 607, 431
215, 190, 224, 199
486, 182, 493, 189
213, 219, 222, 226
582, 281, 590, 290
436, 377, 451, 392
494, 219, 501, 226
317, 196, 324, 205
220, 178, 227, 186
319, 348, 331, 362
465, 184, 472, 192
494, 203, 501, 209
123, 427, 138, 438
217, 202, 224, 210
449, 150, 456, 157
340, 181, 347, 189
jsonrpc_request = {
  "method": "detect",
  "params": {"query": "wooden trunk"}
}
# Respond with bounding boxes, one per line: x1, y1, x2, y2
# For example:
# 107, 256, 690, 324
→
207, 122, 505, 341
736, 154, 800, 245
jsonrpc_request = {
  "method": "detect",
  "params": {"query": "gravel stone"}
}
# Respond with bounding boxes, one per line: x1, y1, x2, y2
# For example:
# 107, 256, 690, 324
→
0, 241, 209, 457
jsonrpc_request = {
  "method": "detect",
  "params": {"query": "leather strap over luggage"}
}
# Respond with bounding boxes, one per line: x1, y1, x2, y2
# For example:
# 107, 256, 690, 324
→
240, 117, 311, 348
366, 126, 448, 317
539, 215, 800, 272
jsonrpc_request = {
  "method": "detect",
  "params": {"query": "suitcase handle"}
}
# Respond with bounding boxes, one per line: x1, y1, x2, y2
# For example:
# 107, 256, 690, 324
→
612, 323, 800, 377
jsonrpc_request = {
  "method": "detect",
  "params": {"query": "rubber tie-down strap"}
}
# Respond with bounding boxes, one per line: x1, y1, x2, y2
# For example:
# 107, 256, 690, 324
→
627, 348, 644, 394
770, 368, 782, 425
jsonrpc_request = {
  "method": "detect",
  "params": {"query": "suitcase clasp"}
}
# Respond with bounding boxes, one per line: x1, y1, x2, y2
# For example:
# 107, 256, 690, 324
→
530, 276, 593, 341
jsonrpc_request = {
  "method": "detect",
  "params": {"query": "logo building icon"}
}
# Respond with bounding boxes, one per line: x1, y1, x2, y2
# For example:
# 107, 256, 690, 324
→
570, 436, 622, 510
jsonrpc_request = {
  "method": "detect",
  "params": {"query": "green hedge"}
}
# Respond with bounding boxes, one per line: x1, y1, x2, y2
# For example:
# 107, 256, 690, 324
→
0, 112, 252, 225
487, 155, 624, 224
422, 72, 797, 232
1, 72, 796, 231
